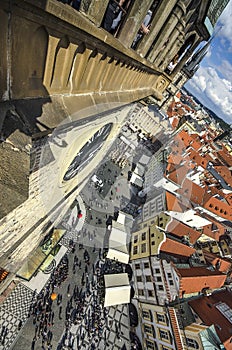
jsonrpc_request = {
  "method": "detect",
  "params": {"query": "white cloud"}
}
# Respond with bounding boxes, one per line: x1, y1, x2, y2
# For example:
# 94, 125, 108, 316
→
216, 1, 232, 50
205, 46, 212, 58
217, 59, 232, 78
197, 75, 207, 91
185, 2, 232, 125
186, 65, 232, 124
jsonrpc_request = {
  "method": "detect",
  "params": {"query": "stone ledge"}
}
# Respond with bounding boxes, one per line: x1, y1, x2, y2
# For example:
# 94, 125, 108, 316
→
13, 0, 165, 73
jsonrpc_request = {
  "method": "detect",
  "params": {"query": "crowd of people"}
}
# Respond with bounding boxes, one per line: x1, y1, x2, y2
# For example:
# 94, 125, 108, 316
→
56, 0, 155, 49
29, 254, 70, 349
24, 242, 126, 350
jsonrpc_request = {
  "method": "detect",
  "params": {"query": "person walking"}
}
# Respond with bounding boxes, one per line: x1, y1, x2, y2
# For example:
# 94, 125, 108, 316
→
31, 337, 36, 350
59, 306, 62, 320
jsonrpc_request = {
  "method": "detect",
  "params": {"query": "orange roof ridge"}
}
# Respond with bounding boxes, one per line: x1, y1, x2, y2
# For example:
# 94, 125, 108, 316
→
160, 238, 196, 257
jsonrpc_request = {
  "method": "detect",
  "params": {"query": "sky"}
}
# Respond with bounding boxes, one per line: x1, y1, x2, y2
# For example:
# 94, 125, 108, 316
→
185, 1, 232, 125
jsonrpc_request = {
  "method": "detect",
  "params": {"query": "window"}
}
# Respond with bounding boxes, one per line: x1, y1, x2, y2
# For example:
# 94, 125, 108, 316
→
144, 262, 149, 269
167, 273, 172, 278
146, 275, 152, 282
174, 76, 182, 85
157, 276, 162, 282
155, 268, 160, 273
137, 275, 142, 282
215, 302, 232, 324
159, 329, 169, 340
146, 340, 155, 349
158, 285, 164, 291
141, 243, 147, 253
169, 280, 174, 286
134, 235, 138, 243
148, 290, 154, 297
142, 309, 150, 319
157, 313, 165, 323
212, 223, 218, 231
144, 324, 153, 334
133, 246, 138, 255
151, 241, 155, 245
138, 289, 144, 296
151, 233, 155, 238
186, 338, 199, 349
142, 232, 146, 240
135, 263, 140, 270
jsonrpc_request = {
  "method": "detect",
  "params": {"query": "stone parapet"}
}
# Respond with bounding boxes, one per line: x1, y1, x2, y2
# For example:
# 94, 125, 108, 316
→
0, 0, 169, 102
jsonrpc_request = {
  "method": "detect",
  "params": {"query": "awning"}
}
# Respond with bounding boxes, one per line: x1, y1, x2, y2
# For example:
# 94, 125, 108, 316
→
109, 226, 128, 248
107, 248, 129, 264
108, 225, 129, 264
40, 254, 54, 272
130, 173, 143, 187
117, 211, 134, 229
104, 273, 130, 307
17, 229, 65, 280
134, 163, 145, 177
17, 248, 47, 280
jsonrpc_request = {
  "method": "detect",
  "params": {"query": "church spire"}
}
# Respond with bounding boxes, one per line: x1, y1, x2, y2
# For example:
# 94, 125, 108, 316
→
184, 26, 221, 74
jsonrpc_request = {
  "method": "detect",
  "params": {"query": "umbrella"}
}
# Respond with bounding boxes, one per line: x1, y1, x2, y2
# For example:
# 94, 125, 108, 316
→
51, 293, 57, 301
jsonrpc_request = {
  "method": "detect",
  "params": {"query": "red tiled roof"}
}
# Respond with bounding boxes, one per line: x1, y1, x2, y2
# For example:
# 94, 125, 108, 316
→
177, 267, 227, 297
168, 307, 184, 350
170, 134, 186, 155
166, 218, 202, 244
218, 146, 232, 167
225, 193, 232, 206
214, 165, 232, 187
168, 154, 183, 166
202, 215, 226, 241
168, 164, 190, 185
204, 196, 232, 221
203, 250, 231, 273
166, 191, 191, 212
177, 130, 202, 151
208, 186, 226, 197
160, 238, 196, 257
171, 116, 179, 129
188, 148, 212, 169
177, 178, 208, 206
189, 290, 232, 347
